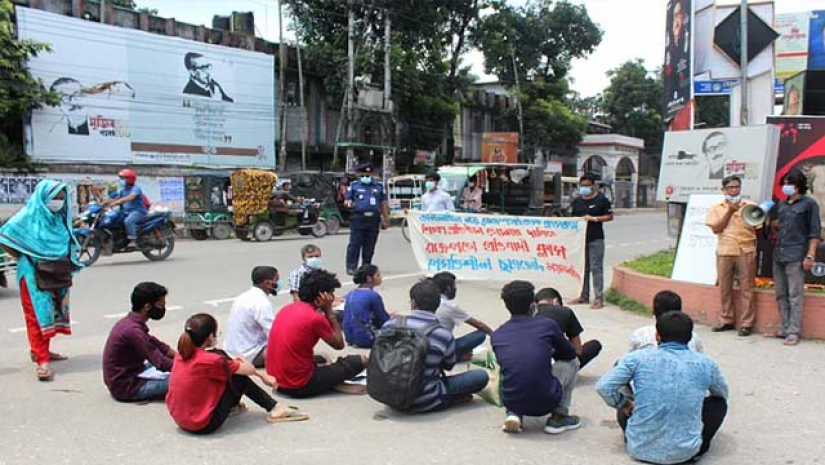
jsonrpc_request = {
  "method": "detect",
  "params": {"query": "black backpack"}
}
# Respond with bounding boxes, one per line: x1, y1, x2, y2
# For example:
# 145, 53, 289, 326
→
367, 317, 440, 411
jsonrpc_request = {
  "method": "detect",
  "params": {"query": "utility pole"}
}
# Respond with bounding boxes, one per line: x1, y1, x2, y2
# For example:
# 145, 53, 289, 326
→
100, 0, 105, 23
383, 7, 392, 182
296, 38, 307, 171
277, 0, 288, 172
739, 0, 749, 126
511, 51, 524, 163
345, 0, 356, 172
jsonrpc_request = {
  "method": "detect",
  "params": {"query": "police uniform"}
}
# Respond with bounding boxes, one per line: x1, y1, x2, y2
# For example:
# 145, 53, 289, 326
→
345, 163, 386, 274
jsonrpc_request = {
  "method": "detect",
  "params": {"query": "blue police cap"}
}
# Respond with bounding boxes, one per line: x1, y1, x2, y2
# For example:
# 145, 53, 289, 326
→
355, 162, 373, 174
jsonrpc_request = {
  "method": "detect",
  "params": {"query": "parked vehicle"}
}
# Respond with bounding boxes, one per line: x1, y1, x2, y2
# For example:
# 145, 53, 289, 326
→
289, 171, 349, 235
183, 172, 233, 240
73, 203, 176, 266
387, 174, 425, 224
230, 169, 327, 241
0, 249, 15, 288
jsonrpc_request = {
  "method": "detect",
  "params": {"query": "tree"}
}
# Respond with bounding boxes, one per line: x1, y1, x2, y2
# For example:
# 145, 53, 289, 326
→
285, 0, 487, 166
0, 0, 60, 168
695, 96, 729, 128
600, 59, 666, 151
472, 0, 602, 158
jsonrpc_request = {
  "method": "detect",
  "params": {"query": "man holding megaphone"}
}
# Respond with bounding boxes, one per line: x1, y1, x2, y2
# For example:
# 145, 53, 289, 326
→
705, 176, 760, 337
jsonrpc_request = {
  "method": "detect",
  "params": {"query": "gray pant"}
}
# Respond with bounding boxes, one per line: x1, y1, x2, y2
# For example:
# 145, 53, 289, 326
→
580, 239, 605, 301
553, 358, 580, 416
773, 260, 805, 335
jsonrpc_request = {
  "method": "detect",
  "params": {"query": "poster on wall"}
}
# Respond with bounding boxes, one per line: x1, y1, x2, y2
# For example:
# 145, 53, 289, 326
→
656, 126, 780, 203
16, 7, 276, 169
758, 116, 825, 283
776, 12, 811, 81
663, 0, 692, 120
481, 133, 518, 164
783, 73, 805, 116
808, 10, 825, 70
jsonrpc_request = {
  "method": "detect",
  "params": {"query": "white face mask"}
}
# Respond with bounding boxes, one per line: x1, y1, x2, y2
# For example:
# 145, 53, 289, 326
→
46, 199, 64, 213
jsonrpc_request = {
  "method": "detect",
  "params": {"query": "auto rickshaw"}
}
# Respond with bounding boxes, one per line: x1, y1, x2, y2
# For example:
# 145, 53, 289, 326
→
289, 172, 349, 235
387, 174, 425, 223
184, 172, 233, 240
230, 169, 327, 241
438, 163, 545, 216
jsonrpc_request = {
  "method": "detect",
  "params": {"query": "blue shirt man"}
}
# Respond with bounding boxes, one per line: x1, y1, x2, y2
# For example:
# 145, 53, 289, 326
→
106, 169, 147, 247
344, 163, 389, 275
597, 311, 729, 465
342, 287, 390, 348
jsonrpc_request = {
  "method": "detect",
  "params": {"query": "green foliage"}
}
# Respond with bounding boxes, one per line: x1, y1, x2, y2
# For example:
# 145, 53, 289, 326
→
695, 96, 729, 129
471, 1, 601, 154
0, 0, 60, 168
622, 250, 675, 277
605, 288, 651, 316
601, 59, 666, 151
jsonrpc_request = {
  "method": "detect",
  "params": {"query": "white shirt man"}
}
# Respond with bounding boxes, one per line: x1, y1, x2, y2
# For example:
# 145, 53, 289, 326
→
421, 177, 455, 213
224, 267, 279, 367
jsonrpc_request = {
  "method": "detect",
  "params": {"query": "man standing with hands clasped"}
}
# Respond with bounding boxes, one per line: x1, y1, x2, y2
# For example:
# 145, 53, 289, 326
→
705, 176, 759, 337
569, 174, 613, 309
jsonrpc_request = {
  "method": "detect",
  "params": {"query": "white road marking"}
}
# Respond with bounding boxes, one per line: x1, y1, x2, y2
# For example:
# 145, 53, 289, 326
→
102, 313, 124, 320
8, 327, 26, 333
167, 306, 183, 311
203, 298, 236, 307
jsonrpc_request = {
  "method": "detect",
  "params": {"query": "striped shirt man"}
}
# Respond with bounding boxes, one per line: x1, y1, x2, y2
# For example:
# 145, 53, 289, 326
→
381, 310, 456, 412
288, 264, 311, 295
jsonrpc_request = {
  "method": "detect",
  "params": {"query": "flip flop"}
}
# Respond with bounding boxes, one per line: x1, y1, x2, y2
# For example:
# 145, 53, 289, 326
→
30, 351, 68, 363
229, 402, 248, 418
36, 364, 53, 382
267, 406, 309, 423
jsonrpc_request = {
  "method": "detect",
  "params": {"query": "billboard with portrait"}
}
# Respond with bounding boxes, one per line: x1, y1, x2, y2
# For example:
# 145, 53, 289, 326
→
656, 126, 780, 203
783, 73, 805, 116
663, 0, 692, 121
16, 7, 276, 169
776, 12, 811, 81
481, 133, 518, 164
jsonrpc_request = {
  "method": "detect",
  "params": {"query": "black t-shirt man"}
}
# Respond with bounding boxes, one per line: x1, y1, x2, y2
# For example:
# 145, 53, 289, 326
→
535, 304, 583, 340
571, 192, 613, 243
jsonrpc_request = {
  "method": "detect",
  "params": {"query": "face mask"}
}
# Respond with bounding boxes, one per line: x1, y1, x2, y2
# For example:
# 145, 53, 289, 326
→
117, 179, 127, 189
360, 176, 372, 184
782, 185, 796, 196
306, 257, 323, 269
468, 183, 475, 188
148, 304, 166, 321
46, 199, 64, 213
579, 187, 593, 196
725, 195, 741, 203
425, 181, 436, 191
444, 286, 457, 300
268, 280, 281, 295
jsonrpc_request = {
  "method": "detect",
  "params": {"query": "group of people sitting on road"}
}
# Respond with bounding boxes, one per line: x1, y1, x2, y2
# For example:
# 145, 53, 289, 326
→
97, 239, 729, 465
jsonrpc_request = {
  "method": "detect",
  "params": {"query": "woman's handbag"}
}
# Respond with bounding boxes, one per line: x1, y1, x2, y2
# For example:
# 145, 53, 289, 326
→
35, 258, 75, 290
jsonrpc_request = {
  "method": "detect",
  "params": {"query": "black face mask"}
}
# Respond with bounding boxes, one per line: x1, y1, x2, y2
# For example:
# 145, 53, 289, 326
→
445, 286, 457, 300
148, 304, 166, 320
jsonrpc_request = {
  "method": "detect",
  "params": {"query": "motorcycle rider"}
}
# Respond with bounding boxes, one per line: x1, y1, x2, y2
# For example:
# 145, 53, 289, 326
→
104, 169, 147, 249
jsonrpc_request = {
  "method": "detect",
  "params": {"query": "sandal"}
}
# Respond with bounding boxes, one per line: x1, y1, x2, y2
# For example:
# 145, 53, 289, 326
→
229, 402, 248, 418
267, 406, 309, 423
30, 351, 68, 363
783, 334, 800, 346
36, 364, 53, 382
763, 330, 786, 339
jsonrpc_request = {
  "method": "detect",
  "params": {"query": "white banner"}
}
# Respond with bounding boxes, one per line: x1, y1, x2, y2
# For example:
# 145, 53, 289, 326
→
656, 125, 779, 203
672, 194, 723, 285
16, 7, 275, 169
408, 211, 586, 297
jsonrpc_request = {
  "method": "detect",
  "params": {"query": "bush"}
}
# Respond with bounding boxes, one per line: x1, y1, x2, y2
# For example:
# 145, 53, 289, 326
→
622, 250, 674, 277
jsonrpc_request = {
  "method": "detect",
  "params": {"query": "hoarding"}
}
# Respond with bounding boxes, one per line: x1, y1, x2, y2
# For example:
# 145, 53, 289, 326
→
775, 12, 811, 81
663, 0, 693, 120
481, 133, 518, 164
656, 126, 780, 203
16, 7, 276, 169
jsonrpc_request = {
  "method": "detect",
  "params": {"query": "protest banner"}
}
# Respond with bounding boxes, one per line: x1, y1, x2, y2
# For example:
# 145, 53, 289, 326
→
407, 211, 586, 297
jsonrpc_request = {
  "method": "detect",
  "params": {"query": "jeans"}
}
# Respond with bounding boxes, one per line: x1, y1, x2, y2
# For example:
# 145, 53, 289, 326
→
443, 369, 489, 403
552, 358, 579, 416
581, 239, 605, 301
618, 396, 728, 461
191, 375, 278, 435
124, 211, 145, 240
455, 330, 487, 360
773, 260, 805, 335
578, 340, 602, 369
132, 378, 169, 401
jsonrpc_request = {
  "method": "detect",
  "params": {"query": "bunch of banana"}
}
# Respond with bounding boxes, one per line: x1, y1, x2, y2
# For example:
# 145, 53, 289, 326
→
230, 169, 278, 225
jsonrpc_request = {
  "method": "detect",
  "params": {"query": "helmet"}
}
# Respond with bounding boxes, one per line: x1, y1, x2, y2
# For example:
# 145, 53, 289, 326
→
118, 168, 137, 184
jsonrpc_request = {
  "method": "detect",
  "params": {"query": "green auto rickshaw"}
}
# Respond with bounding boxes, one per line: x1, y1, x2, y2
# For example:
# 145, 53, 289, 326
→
184, 172, 233, 240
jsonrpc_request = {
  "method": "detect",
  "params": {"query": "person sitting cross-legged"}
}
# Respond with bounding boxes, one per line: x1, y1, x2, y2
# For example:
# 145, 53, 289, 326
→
343, 265, 392, 348
433, 272, 493, 361
597, 311, 729, 465
628, 290, 703, 353
267, 269, 367, 398
534, 287, 602, 369
492, 281, 581, 435
223, 266, 280, 368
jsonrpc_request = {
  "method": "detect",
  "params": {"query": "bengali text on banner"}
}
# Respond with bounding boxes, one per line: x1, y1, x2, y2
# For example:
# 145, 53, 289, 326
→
408, 211, 586, 297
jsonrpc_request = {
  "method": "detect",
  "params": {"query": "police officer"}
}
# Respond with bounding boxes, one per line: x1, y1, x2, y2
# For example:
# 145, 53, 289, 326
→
344, 163, 390, 275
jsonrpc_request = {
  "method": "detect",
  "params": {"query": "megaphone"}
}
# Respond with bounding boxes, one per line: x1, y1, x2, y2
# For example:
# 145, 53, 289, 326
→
741, 200, 775, 227
812, 262, 825, 277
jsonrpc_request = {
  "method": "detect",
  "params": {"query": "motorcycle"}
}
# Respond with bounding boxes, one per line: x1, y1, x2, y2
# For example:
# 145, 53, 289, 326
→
73, 202, 176, 266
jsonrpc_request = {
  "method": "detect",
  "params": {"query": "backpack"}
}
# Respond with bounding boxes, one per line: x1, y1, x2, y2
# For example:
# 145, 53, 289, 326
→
367, 317, 440, 411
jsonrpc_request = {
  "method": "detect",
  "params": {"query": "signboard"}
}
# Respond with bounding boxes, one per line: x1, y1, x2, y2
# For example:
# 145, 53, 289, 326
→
663, 0, 693, 120
776, 12, 811, 81
414, 150, 435, 166
809, 10, 825, 70
481, 133, 518, 164
672, 194, 723, 285
693, 79, 736, 95
407, 211, 585, 297
657, 126, 780, 203
16, 7, 276, 169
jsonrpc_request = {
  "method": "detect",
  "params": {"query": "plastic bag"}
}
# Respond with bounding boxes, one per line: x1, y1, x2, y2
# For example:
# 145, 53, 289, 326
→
471, 350, 503, 408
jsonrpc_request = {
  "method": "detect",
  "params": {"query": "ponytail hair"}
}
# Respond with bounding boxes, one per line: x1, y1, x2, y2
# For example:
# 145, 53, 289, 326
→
177, 313, 218, 360
353, 264, 379, 285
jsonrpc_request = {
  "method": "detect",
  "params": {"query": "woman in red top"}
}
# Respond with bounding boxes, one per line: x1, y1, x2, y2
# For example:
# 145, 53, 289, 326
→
166, 313, 308, 434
